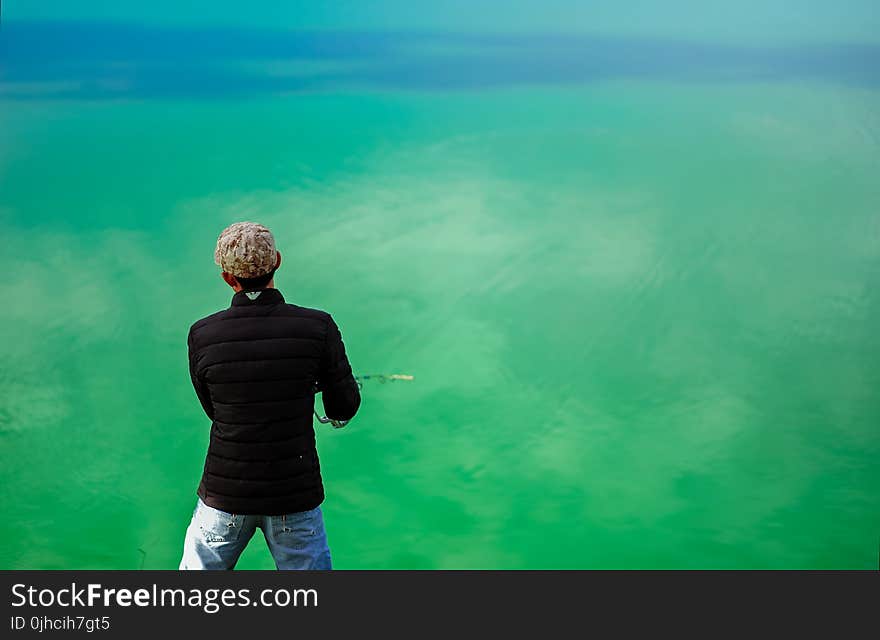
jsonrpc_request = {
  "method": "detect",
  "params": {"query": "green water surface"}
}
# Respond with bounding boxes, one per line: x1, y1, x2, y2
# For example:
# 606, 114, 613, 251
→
1, 19, 879, 569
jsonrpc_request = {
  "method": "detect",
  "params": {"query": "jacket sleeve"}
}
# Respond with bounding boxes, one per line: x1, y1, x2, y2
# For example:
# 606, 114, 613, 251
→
317, 314, 361, 421
188, 327, 214, 421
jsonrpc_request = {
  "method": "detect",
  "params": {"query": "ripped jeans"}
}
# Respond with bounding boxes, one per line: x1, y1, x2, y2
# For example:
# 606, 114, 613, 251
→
178, 498, 332, 570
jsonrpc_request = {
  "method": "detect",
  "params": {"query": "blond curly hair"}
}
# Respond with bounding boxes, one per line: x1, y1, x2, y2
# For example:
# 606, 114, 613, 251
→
214, 221, 278, 279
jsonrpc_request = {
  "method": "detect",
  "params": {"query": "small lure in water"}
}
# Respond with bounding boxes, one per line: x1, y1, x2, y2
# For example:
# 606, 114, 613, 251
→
314, 373, 414, 427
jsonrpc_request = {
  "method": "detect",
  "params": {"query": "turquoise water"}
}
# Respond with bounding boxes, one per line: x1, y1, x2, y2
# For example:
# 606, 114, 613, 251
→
1, 3, 879, 569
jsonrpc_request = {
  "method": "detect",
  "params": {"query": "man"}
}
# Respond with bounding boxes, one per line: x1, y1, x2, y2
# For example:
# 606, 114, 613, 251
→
179, 221, 361, 570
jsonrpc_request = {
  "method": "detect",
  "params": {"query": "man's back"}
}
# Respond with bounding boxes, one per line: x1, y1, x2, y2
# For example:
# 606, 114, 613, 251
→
187, 287, 361, 516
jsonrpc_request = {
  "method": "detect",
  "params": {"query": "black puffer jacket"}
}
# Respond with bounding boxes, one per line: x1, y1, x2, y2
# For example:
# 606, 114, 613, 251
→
187, 287, 360, 515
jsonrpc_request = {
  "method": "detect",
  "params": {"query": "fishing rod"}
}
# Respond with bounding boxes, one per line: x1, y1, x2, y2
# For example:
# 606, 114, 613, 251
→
313, 373, 414, 427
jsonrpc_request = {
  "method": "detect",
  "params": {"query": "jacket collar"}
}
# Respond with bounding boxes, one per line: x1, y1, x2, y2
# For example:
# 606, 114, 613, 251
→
230, 287, 285, 307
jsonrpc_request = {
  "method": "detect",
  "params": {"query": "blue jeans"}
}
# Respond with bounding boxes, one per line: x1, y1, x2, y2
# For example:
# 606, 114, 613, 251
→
178, 498, 332, 570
